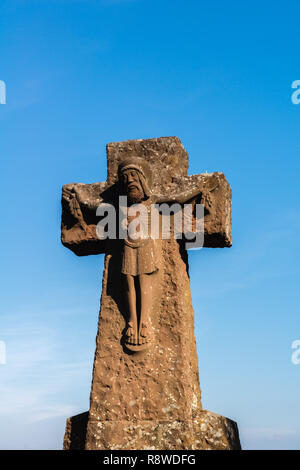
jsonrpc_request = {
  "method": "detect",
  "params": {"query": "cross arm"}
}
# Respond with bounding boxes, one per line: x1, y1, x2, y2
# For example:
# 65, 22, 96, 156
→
154, 172, 232, 248
61, 181, 110, 256
61, 172, 232, 254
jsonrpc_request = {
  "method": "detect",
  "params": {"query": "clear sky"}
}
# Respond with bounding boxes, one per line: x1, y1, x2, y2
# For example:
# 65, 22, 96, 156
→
1, 0, 300, 450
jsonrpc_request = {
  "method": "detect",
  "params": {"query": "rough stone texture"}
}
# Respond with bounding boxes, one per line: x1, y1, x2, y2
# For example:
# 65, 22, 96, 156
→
84, 235, 202, 449
63, 410, 240, 450
63, 412, 88, 450
61, 137, 239, 450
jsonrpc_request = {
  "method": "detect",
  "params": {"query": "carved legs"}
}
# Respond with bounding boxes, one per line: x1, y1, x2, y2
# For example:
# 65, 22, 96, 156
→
123, 273, 152, 351
139, 273, 151, 345
123, 274, 138, 346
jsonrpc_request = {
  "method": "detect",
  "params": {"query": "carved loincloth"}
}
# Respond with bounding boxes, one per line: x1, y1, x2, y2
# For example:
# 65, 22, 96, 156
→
121, 237, 158, 276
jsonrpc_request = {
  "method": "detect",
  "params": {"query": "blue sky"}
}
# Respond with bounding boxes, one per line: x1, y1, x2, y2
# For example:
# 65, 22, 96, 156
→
1, 0, 300, 450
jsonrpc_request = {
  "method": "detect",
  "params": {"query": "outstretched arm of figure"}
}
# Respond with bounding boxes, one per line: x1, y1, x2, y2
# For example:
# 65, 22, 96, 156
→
62, 185, 90, 230
62, 184, 104, 213
152, 184, 216, 209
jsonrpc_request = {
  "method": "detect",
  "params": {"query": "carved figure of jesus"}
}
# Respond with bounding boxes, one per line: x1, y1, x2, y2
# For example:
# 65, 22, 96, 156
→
118, 157, 212, 352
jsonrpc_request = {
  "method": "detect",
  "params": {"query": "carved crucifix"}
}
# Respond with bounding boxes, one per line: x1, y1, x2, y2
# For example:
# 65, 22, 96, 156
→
61, 137, 239, 451
117, 156, 215, 351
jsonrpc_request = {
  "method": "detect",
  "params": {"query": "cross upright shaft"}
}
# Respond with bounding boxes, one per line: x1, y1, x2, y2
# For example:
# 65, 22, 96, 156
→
61, 136, 240, 450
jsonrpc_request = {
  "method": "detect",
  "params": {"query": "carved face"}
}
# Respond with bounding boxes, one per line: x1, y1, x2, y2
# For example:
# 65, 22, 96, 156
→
122, 169, 144, 203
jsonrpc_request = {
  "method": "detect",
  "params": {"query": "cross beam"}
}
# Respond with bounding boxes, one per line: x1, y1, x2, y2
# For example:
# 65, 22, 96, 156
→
61, 137, 232, 256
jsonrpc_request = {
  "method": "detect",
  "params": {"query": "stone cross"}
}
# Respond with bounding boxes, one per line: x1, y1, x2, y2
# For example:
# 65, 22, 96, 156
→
61, 137, 240, 450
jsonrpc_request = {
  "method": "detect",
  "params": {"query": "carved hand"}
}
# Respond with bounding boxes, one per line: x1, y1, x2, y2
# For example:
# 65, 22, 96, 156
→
200, 189, 213, 209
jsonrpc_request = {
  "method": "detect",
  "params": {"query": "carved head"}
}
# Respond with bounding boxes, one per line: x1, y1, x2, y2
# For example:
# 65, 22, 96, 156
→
118, 157, 151, 203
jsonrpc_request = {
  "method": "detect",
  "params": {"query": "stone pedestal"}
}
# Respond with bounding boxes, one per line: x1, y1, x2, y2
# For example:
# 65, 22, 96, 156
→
63, 410, 240, 450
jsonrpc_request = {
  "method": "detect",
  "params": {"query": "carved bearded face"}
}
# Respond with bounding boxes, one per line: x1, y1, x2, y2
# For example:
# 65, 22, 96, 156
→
122, 169, 145, 203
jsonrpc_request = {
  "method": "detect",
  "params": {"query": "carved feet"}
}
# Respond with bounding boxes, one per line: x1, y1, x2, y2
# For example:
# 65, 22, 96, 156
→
125, 321, 150, 352
125, 322, 137, 345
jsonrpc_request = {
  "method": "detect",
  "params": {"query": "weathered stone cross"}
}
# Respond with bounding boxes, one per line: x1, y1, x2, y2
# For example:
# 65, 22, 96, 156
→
61, 137, 240, 450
